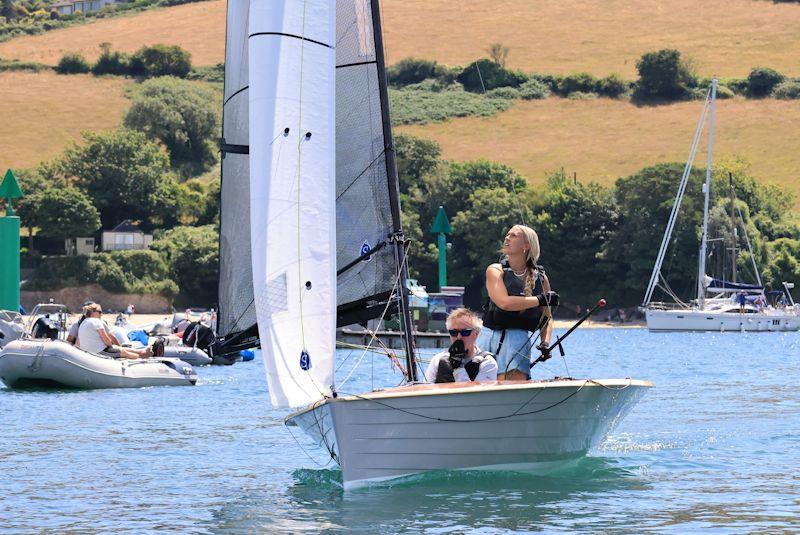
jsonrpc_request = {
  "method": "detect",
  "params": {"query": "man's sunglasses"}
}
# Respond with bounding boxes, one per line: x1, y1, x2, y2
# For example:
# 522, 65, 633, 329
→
448, 328, 474, 337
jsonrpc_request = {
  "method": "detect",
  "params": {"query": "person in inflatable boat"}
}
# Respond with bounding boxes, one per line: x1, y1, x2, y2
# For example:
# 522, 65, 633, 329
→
77, 303, 157, 359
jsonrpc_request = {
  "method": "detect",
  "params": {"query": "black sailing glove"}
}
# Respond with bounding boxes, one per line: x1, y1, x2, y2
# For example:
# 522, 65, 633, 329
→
533, 291, 559, 307
447, 338, 467, 369
536, 341, 552, 362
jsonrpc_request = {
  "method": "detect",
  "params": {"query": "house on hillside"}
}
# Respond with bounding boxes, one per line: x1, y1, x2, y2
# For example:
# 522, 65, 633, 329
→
101, 220, 152, 251
52, 0, 129, 16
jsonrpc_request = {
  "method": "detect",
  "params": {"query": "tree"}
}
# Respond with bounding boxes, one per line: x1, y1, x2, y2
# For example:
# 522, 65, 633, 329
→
532, 171, 619, 307
487, 43, 509, 67
129, 44, 192, 78
150, 225, 218, 306
92, 42, 129, 76
456, 59, 528, 92
57, 129, 179, 230
634, 49, 696, 100
395, 133, 441, 193
747, 67, 785, 97
33, 186, 100, 241
601, 162, 707, 305
124, 76, 220, 176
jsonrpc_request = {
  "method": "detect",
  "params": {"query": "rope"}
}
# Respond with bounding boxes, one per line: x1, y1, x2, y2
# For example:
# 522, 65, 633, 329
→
338, 377, 633, 423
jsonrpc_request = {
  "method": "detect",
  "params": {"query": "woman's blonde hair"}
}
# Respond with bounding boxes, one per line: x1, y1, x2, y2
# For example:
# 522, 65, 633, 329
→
499, 225, 541, 297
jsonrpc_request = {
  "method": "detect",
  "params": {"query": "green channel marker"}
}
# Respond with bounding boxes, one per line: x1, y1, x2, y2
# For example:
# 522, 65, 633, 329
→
0, 169, 23, 312
430, 206, 452, 291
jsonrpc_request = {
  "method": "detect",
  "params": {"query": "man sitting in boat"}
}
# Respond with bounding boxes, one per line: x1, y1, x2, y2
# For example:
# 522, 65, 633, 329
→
77, 303, 153, 359
425, 308, 498, 383
66, 301, 95, 346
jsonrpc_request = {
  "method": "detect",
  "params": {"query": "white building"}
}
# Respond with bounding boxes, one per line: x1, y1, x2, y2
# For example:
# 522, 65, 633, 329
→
51, 0, 127, 16
101, 220, 153, 252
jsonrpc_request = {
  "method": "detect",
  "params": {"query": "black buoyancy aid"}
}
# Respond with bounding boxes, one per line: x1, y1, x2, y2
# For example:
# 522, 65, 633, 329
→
434, 351, 493, 383
483, 260, 546, 332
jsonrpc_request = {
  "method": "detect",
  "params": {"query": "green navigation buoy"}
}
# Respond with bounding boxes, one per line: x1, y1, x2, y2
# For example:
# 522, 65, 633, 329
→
430, 206, 452, 291
0, 169, 24, 312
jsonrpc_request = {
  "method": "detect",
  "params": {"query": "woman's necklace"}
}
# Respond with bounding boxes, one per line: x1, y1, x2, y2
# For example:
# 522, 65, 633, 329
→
510, 266, 527, 277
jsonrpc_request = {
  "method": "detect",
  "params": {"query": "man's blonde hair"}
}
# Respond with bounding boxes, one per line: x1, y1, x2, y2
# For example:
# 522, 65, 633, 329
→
445, 307, 483, 330
85, 303, 102, 314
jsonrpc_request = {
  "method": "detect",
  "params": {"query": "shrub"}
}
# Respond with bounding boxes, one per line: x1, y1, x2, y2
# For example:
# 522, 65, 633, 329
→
107, 249, 169, 282
597, 73, 629, 97
518, 79, 549, 100
485, 87, 520, 99
747, 67, 785, 97
129, 43, 192, 78
87, 255, 127, 293
388, 57, 441, 87
634, 49, 697, 100
556, 72, 597, 95
456, 58, 528, 92
529, 73, 562, 92
772, 80, 800, 99
55, 52, 90, 74
389, 87, 513, 125
715, 85, 735, 99
92, 42, 128, 75
567, 91, 597, 100
186, 62, 224, 83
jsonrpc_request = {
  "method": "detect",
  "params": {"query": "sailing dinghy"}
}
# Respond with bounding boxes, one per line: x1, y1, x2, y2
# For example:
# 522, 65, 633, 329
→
225, 0, 651, 489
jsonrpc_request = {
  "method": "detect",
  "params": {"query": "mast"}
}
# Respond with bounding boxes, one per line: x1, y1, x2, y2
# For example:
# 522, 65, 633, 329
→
697, 78, 717, 309
729, 175, 737, 283
371, 0, 418, 381
642, 86, 712, 307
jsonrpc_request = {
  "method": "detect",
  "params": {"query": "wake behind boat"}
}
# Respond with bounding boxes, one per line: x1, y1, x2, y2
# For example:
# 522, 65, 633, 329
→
219, 0, 652, 489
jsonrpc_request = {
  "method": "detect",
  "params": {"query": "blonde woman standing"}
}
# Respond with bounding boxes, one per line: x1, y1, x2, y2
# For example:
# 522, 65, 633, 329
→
477, 225, 558, 380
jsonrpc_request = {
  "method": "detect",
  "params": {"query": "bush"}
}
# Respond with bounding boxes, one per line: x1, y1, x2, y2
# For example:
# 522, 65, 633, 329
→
747, 67, 785, 97
107, 249, 169, 282
556, 72, 597, 95
567, 91, 597, 100
456, 58, 528, 92
0, 57, 48, 72
485, 87, 520, 99
634, 49, 697, 100
518, 79, 549, 100
129, 44, 192, 78
597, 73, 629, 97
529, 73, 562, 92
55, 52, 90, 74
771, 80, 800, 99
87, 255, 127, 293
186, 63, 224, 83
389, 87, 513, 125
92, 42, 128, 75
388, 57, 440, 86
715, 85, 735, 99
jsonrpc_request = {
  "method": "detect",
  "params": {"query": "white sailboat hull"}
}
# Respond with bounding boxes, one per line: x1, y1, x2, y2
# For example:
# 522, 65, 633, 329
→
0, 340, 197, 389
287, 379, 651, 490
646, 308, 800, 332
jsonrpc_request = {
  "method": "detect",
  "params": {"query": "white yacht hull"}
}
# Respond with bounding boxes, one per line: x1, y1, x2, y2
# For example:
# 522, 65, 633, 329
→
0, 340, 197, 389
646, 308, 800, 332
286, 379, 651, 490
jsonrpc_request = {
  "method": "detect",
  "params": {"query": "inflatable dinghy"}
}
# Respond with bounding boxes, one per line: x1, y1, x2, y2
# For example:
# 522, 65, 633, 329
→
0, 339, 197, 389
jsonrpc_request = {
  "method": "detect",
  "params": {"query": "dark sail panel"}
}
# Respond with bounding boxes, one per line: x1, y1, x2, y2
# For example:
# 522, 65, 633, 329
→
335, 0, 399, 326
218, 0, 256, 340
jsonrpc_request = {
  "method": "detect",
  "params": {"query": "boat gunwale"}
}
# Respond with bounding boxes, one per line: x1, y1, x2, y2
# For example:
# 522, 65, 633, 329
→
286, 378, 653, 423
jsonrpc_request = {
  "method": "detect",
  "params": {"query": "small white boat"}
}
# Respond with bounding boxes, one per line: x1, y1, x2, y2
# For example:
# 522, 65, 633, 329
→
288, 378, 651, 490
0, 339, 197, 389
0, 310, 25, 349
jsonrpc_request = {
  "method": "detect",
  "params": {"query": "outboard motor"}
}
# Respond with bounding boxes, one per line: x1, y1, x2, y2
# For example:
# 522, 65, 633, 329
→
31, 316, 60, 340
182, 322, 216, 351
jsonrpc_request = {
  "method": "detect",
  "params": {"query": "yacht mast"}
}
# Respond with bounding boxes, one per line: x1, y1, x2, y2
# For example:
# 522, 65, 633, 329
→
697, 78, 717, 309
371, 0, 418, 381
729, 175, 737, 283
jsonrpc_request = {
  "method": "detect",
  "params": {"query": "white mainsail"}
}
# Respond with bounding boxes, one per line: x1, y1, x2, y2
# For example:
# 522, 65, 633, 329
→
249, 0, 337, 408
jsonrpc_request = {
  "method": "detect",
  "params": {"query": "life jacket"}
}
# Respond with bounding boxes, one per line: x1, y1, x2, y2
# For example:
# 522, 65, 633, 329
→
434, 350, 494, 383
483, 259, 546, 332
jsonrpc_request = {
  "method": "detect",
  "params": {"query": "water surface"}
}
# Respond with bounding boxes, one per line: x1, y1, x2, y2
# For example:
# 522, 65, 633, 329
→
2, 329, 799, 533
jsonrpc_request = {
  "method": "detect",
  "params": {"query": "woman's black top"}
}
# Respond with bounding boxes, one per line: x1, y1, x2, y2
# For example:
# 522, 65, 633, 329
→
483, 260, 546, 332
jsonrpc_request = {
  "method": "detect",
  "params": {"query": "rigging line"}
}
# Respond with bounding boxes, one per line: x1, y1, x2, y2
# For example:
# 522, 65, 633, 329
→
336, 147, 387, 201
296, 0, 310, 354
285, 418, 335, 468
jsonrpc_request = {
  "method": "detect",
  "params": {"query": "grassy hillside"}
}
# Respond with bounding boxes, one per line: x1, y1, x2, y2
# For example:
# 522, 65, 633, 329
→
0, 0, 799, 77
0, 71, 132, 170
400, 97, 800, 204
